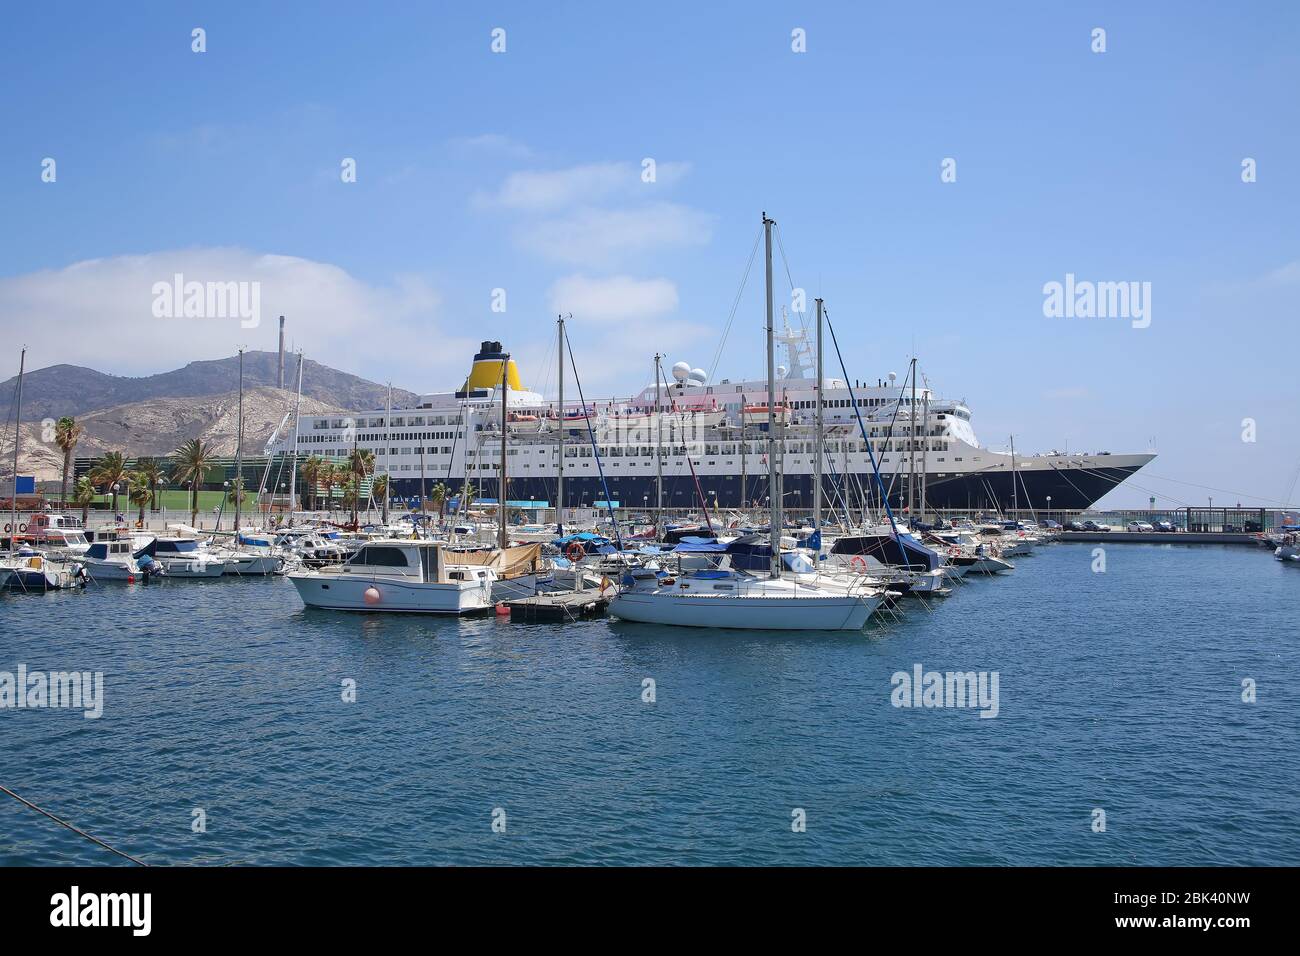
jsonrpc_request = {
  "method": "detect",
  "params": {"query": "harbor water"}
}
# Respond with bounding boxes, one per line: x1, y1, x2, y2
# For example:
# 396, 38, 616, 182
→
2, 543, 1297, 865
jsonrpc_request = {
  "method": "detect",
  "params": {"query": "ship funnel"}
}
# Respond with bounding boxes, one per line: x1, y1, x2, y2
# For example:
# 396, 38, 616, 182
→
462, 340, 525, 392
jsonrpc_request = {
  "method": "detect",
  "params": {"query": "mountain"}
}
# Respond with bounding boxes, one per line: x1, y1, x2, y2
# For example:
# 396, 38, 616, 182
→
0, 351, 420, 423
4, 387, 353, 482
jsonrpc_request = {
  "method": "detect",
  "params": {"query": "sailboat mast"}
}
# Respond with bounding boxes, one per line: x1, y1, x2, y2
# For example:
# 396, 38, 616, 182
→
654, 352, 663, 528
288, 351, 303, 527
234, 347, 244, 533
764, 212, 781, 579
1011, 435, 1017, 516
921, 387, 929, 523
814, 298, 824, 538
10, 348, 25, 543
382, 383, 392, 524
499, 353, 509, 549
557, 316, 565, 534
908, 356, 916, 520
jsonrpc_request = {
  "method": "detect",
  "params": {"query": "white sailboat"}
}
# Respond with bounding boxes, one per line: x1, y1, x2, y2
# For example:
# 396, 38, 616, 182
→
609, 213, 883, 631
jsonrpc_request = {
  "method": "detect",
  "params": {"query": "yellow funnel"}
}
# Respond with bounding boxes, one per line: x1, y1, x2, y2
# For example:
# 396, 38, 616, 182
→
462, 341, 525, 392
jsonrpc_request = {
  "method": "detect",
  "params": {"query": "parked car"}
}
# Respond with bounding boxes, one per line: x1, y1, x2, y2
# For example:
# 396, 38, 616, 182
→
1039, 519, 1061, 530
1127, 521, 1154, 532
1152, 519, 1175, 532
1065, 521, 1086, 531
1081, 520, 1111, 532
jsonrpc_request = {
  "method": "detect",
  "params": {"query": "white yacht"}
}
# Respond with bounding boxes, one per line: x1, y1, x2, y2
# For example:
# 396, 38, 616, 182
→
150, 537, 228, 578
82, 538, 151, 581
288, 540, 497, 614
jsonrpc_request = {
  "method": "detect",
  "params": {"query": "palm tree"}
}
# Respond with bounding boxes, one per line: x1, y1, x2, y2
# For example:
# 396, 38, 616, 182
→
428, 481, 450, 518
226, 476, 247, 509
317, 463, 338, 516
458, 480, 475, 515
72, 476, 96, 526
128, 472, 151, 526
53, 417, 84, 507
133, 457, 168, 512
171, 438, 216, 527
88, 451, 128, 515
346, 448, 375, 528
372, 473, 389, 523
299, 456, 324, 512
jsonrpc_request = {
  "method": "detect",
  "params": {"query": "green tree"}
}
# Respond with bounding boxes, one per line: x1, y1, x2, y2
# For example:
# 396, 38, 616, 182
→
171, 438, 216, 527
133, 457, 168, 512
88, 451, 128, 515
72, 475, 96, 526
299, 456, 323, 512
53, 417, 84, 507
128, 472, 152, 526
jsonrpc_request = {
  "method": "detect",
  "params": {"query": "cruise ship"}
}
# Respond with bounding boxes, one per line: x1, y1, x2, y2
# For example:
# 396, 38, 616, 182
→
275, 333, 1154, 514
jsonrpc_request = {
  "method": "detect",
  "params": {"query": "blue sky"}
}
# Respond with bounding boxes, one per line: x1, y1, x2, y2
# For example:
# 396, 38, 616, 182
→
2, 1, 1297, 506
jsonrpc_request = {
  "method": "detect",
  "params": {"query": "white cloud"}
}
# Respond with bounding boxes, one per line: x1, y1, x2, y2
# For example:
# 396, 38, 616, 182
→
479, 160, 692, 211
0, 249, 474, 389
548, 274, 679, 321
516, 202, 713, 268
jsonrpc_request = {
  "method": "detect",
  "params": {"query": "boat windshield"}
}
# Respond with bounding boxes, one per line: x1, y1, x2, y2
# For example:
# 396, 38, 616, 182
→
159, 539, 200, 553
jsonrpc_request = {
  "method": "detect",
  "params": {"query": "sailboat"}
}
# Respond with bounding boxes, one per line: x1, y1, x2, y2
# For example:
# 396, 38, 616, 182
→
608, 214, 884, 631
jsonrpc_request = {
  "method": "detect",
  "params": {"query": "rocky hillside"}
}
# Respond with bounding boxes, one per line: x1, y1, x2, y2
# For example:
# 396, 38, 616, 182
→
0, 351, 419, 423
4, 387, 351, 482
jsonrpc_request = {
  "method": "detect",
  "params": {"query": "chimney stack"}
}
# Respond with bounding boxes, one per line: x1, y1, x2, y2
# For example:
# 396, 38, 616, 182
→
277, 315, 286, 389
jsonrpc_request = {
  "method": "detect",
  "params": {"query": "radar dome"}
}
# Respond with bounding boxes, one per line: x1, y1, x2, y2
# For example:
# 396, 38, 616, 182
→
776, 365, 788, 378
688, 368, 707, 384
888, 372, 897, 385
671, 362, 691, 382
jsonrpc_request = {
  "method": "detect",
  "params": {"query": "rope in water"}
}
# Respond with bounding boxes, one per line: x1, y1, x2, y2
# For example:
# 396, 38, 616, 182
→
0, 784, 148, 866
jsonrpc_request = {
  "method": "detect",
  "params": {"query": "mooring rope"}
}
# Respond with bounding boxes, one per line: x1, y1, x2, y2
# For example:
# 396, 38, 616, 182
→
0, 784, 148, 866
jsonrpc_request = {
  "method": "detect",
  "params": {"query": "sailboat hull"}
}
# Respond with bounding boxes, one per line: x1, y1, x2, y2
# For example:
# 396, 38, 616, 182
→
609, 590, 872, 631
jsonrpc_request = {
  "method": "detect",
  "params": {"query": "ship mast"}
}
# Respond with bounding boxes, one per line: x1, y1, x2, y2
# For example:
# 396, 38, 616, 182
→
908, 356, 916, 520
382, 382, 392, 524
288, 351, 303, 527
764, 212, 781, 579
814, 298, 824, 543
9, 348, 24, 544
234, 347, 244, 533
499, 352, 509, 549
557, 315, 565, 535
654, 352, 663, 528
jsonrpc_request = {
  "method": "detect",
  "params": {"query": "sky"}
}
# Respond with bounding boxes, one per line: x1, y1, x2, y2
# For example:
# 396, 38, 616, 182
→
1, 1, 1297, 507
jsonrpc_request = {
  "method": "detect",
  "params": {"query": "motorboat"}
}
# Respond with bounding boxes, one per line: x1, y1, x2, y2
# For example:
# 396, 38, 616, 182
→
287, 540, 498, 613
0, 550, 88, 591
150, 536, 227, 578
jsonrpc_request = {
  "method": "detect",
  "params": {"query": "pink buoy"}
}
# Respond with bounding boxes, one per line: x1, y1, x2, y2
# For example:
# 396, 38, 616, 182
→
364, 586, 381, 605
495, 602, 510, 616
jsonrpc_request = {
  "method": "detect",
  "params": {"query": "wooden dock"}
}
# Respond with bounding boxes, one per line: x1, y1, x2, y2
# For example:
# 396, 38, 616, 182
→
506, 591, 610, 623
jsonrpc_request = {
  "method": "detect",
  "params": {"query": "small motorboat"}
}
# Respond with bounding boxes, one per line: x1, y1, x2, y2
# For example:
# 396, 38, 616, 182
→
0, 550, 88, 591
288, 540, 498, 614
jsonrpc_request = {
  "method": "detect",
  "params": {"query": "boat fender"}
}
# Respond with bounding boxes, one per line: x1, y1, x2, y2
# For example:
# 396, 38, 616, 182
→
363, 586, 381, 605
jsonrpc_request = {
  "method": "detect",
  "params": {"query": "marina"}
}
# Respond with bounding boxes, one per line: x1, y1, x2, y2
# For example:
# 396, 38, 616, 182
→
2, 540, 1295, 866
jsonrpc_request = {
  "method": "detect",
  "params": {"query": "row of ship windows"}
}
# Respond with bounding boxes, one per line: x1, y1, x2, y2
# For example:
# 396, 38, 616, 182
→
297, 439, 953, 456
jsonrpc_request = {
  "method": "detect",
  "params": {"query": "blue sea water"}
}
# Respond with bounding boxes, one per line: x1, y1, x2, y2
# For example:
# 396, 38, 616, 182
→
1, 543, 1297, 866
